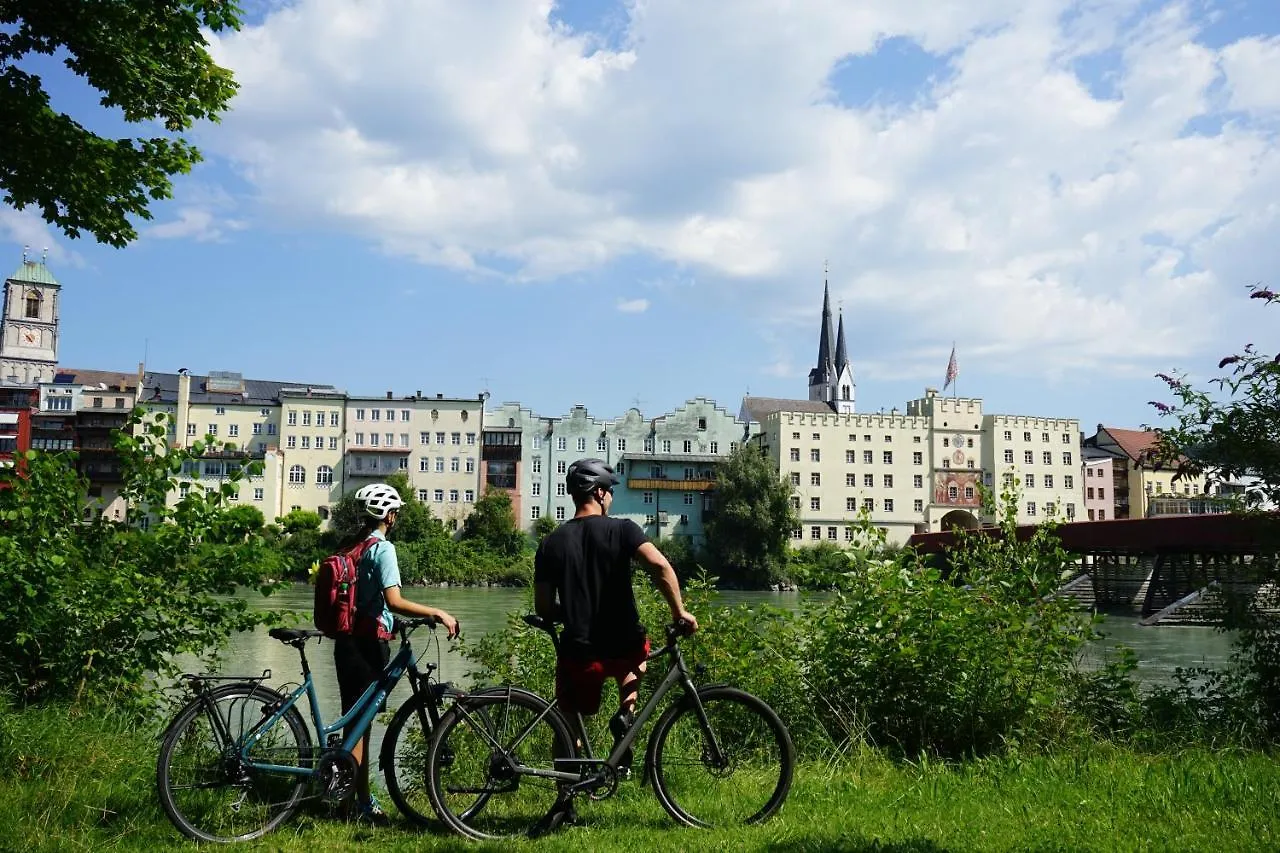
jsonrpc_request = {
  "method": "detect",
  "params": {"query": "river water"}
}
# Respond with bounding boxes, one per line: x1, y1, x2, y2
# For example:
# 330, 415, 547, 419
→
183, 585, 1237, 731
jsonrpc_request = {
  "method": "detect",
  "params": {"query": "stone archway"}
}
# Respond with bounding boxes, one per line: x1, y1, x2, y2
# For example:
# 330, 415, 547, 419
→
939, 509, 979, 532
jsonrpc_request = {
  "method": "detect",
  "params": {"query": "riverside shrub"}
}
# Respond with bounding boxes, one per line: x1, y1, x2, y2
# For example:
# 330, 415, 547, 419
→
805, 494, 1092, 757
0, 414, 289, 713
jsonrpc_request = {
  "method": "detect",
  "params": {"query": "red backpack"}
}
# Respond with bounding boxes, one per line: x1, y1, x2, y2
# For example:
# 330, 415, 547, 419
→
313, 536, 392, 639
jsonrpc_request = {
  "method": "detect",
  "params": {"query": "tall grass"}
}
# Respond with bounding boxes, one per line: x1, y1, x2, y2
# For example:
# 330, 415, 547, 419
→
4, 703, 1278, 852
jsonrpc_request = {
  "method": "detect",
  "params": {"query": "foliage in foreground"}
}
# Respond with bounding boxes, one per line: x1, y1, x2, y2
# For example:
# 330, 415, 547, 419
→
0, 414, 288, 712
3, 700, 1279, 853
1, 1, 243, 247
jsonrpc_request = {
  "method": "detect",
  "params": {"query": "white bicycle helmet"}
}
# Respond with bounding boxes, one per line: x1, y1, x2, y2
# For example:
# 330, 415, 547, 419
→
355, 483, 404, 520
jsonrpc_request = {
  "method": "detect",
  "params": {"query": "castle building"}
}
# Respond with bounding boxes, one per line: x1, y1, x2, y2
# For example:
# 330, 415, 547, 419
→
745, 283, 1084, 546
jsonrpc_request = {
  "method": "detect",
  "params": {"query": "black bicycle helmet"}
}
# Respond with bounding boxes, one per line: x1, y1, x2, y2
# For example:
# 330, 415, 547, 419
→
566, 457, 620, 496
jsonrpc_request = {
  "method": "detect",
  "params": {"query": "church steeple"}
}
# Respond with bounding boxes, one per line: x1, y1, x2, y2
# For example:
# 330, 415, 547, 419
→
1, 249, 61, 386
808, 271, 839, 405
835, 309, 848, 374
832, 306, 855, 414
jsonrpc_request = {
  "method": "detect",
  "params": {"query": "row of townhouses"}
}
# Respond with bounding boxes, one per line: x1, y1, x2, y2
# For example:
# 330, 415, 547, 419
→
1, 255, 1257, 547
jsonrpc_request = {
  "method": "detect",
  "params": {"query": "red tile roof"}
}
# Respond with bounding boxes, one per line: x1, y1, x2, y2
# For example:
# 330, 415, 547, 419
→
1101, 426, 1159, 463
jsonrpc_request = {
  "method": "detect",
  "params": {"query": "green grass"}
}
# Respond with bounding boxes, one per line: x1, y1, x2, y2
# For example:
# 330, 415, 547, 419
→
3, 704, 1279, 852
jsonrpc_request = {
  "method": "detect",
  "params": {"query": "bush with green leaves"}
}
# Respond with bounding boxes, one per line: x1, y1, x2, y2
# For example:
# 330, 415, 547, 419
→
531, 514, 558, 543
805, 490, 1092, 757
276, 508, 322, 534
0, 413, 288, 713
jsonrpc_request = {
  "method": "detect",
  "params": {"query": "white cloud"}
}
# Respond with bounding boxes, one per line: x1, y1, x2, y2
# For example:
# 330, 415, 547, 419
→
0, 206, 83, 267
145, 207, 246, 242
1221, 35, 1280, 113
203, 0, 1280, 380
616, 297, 649, 314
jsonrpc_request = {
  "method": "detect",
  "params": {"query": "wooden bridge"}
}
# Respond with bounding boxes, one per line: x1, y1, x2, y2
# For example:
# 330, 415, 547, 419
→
906, 514, 1280, 625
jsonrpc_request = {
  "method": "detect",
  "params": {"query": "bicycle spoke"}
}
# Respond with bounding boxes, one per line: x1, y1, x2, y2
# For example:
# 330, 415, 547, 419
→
428, 690, 575, 841
652, 688, 794, 828
157, 687, 312, 843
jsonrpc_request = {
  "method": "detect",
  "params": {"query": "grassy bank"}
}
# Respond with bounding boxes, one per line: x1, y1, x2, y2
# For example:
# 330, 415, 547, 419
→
4, 705, 1279, 852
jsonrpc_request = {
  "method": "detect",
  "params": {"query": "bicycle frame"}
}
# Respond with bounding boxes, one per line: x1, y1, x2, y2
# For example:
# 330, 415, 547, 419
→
208, 632, 434, 779
462, 625, 725, 788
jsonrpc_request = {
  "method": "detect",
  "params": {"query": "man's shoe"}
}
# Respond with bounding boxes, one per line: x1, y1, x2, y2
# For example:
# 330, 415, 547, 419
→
528, 797, 579, 838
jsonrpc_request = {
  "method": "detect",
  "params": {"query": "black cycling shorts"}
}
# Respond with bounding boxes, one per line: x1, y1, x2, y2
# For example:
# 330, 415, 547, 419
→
333, 635, 390, 730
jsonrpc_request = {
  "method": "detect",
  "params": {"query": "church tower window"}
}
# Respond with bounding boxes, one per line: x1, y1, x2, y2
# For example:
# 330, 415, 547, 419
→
24, 290, 40, 318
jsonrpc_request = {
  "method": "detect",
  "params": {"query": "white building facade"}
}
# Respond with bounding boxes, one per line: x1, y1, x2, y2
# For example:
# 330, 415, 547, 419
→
748, 286, 1083, 547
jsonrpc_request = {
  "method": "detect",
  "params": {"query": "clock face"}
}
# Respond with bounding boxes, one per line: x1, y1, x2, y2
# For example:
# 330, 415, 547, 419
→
22, 330, 36, 345
952, 432, 965, 448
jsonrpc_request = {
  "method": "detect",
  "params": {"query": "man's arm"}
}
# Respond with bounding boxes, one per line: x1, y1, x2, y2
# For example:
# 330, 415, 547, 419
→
635, 542, 698, 632
534, 582, 560, 621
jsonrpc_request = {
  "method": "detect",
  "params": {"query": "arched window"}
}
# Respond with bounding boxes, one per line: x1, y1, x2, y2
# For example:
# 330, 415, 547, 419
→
289, 464, 306, 484
24, 290, 41, 319
316, 465, 333, 485
317, 506, 330, 520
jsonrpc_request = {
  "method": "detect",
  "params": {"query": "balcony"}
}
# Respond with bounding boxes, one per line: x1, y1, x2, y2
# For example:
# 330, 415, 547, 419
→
346, 444, 410, 453
198, 447, 267, 460
77, 418, 128, 432
627, 476, 717, 491
347, 466, 395, 477
78, 445, 116, 455
480, 444, 521, 461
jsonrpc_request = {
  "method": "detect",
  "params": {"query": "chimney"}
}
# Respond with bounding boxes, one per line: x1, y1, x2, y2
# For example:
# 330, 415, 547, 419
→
416, 390, 422, 398
437, 393, 443, 399
176, 370, 192, 446
386, 390, 393, 399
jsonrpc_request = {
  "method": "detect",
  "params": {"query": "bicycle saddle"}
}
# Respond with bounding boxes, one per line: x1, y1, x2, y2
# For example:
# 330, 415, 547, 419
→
269, 627, 324, 643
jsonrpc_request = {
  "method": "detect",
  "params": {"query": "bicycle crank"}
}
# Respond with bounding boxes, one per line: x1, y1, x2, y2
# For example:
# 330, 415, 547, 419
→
315, 749, 359, 803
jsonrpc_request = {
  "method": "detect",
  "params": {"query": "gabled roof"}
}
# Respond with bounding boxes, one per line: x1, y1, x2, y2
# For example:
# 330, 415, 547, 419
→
1092, 426, 1160, 464
739, 396, 834, 425
52, 368, 137, 391
7, 259, 59, 286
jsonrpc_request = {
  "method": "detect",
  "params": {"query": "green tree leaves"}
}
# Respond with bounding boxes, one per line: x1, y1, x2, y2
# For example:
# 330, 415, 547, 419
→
0, 412, 287, 713
1150, 286, 1280, 510
0, 1, 242, 246
703, 444, 799, 585
460, 488, 525, 557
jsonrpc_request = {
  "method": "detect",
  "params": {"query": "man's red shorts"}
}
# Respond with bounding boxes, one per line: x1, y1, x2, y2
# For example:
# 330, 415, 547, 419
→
555, 639, 651, 716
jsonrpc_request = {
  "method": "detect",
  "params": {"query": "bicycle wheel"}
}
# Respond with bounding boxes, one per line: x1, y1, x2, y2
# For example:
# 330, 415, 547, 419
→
426, 687, 575, 841
383, 686, 504, 827
649, 685, 795, 828
156, 683, 313, 843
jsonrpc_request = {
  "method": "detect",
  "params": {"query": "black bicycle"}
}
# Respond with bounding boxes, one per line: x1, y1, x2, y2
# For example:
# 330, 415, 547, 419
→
424, 615, 795, 841
156, 617, 473, 843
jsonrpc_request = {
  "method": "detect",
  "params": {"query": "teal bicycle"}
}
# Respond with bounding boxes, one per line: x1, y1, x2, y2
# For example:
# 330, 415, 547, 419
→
156, 617, 474, 843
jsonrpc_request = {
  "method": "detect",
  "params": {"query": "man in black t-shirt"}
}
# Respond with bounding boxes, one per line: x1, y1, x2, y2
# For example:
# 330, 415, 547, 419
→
534, 458, 697, 745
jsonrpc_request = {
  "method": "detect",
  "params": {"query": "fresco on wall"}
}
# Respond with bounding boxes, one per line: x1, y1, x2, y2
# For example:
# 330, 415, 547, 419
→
933, 471, 981, 507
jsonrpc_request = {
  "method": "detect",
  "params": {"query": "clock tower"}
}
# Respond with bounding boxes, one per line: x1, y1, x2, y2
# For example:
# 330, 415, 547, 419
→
1, 249, 61, 386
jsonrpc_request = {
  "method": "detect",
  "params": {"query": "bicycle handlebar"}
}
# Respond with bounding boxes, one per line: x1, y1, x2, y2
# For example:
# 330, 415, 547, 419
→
522, 614, 693, 644
397, 616, 439, 636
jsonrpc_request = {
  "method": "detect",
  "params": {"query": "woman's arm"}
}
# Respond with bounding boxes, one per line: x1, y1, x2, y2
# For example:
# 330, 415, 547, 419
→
383, 585, 460, 638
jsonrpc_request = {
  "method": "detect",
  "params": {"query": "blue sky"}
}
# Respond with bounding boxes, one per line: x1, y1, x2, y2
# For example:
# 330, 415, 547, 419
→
3, 0, 1279, 431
